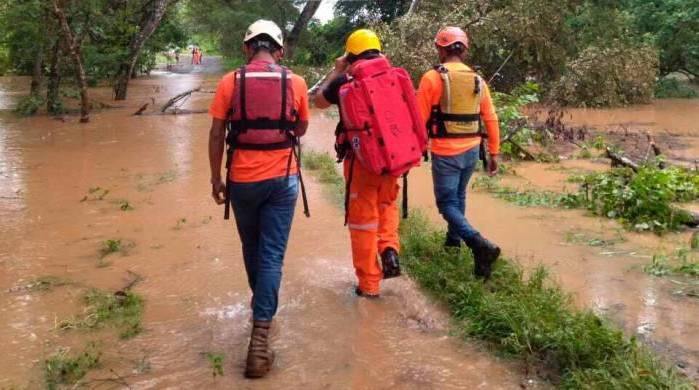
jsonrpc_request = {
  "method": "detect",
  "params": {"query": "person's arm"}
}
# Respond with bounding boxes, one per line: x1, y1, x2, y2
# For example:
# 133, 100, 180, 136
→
480, 83, 500, 176
209, 118, 227, 204
294, 76, 310, 136
208, 74, 233, 203
416, 72, 435, 127
314, 55, 349, 108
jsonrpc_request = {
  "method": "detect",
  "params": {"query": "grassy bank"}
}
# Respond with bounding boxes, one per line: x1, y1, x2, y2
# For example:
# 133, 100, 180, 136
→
303, 150, 694, 389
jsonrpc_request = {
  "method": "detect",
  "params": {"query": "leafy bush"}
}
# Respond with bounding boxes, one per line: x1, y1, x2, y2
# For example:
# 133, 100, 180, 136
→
551, 41, 659, 107
577, 166, 699, 232
14, 94, 44, 116
654, 77, 698, 99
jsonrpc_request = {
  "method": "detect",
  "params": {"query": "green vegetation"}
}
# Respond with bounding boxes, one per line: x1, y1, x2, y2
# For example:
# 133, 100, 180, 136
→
644, 248, 699, 278
574, 166, 699, 232
472, 176, 581, 209
203, 352, 224, 378
44, 343, 101, 390
60, 289, 144, 339
302, 151, 345, 205
692, 232, 699, 250
654, 78, 698, 99
14, 95, 44, 116
100, 239, 122, 258
400, 212, 692, 388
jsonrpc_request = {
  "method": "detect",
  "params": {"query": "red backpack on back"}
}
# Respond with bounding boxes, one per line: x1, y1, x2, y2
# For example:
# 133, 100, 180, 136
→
338, 57, 426, 177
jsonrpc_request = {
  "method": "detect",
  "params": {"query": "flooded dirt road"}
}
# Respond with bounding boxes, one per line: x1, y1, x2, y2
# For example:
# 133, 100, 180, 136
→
0, 72, 536, 388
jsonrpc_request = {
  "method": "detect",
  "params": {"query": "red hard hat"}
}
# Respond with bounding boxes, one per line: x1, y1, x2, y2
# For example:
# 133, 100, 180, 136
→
435, 27, 469, 48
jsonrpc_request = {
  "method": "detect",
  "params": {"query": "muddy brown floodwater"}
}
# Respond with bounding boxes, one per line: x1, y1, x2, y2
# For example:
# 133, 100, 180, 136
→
0, 70, 541, 389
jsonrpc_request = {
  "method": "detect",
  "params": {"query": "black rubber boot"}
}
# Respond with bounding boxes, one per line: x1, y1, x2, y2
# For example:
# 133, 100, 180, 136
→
444, 235, 462, 249
355, 286, 380, 299
381, 248, 401, 279
465, 234, 501, 279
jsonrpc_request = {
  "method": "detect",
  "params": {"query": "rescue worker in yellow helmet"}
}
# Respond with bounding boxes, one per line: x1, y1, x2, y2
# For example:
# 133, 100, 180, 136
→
416, 26, 502, 279
315, 29, 404, 298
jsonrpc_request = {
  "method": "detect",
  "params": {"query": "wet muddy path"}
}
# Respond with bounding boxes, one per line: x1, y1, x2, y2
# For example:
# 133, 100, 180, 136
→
0, 71, 535, 388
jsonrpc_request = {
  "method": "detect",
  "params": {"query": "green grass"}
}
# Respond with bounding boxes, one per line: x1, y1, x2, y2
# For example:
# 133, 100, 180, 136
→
302, 151, 345, 205
203, 352, 225, 378
471, 175, 582, 209
44, 343, 101, 390
400, 212, 692, 388
100, 239, 122, 258
691, 232, 699, 250
644, 248, 699, 278
60, 289, 144, 339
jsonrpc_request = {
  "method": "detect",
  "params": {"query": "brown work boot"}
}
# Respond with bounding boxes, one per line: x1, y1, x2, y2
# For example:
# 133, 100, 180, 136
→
244, 320, 275, 378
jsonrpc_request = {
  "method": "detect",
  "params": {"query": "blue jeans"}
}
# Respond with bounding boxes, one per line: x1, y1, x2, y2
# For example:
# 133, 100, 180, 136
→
431, 148, 480, 242
229, 175, 298, 321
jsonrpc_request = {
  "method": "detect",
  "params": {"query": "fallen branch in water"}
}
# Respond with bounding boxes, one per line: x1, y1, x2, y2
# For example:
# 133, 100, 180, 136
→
161, 87, 201, 112
133, 103, 149, 115
606, 147, 640, 172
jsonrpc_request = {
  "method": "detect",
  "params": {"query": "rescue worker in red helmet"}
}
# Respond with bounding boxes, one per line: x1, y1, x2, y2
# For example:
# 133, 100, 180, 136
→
208, 19, 310, 378
416, 26, 502, 278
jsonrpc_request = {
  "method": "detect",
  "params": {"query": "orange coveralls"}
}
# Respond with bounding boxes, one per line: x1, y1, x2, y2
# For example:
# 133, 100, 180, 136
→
344, 158, 400, 295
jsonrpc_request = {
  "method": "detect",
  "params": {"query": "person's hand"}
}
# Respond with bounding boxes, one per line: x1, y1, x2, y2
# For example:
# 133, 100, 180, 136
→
487, 155, 499, 177
333, 55, 349, 74
211, 180, 226, 205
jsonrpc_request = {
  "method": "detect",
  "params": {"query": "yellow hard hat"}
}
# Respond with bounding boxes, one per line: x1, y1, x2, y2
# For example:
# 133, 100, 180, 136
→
345, 29, 382, 55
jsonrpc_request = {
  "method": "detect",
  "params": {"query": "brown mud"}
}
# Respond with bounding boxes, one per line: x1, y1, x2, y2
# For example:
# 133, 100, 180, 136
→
0, 68, 538, 388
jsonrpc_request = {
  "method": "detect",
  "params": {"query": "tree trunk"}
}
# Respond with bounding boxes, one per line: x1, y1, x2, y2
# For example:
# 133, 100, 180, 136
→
46, 39, 62, 114
285, 0, 322, 59
406, 0, 421, 15
114, 0, 172, 101
52, 0, 89, 122
30, 44, 44, 97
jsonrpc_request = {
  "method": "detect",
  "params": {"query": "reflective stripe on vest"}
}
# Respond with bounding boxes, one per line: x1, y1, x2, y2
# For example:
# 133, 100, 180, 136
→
235, 72, 291, 79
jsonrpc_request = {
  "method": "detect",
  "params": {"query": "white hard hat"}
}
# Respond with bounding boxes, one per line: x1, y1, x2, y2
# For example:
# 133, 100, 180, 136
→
244, 19, 284, 48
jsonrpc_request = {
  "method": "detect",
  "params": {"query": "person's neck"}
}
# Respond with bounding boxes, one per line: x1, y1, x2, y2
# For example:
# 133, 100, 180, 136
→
249, 51, 276, 64
442, 55, 463, 64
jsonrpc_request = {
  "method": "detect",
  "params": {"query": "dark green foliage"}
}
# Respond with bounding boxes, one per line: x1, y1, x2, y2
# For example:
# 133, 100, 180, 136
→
551, 41, 658, 107
576, 166, 699, 232
44, 343, 101, 390
400, 212, 692, 388
654, 77, 698, 99
14, 94, 44, 116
